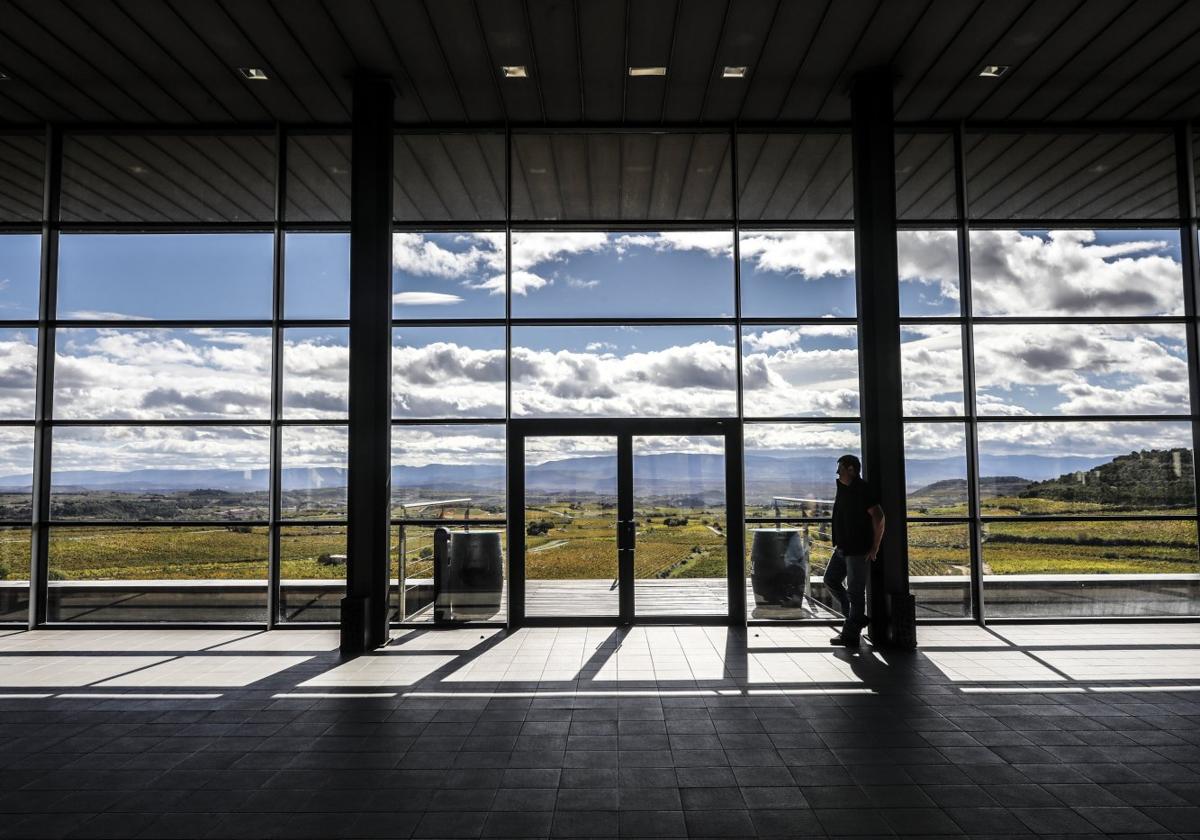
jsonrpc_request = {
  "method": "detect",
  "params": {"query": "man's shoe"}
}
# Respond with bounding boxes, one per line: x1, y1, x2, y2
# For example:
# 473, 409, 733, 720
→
830, 635, 859, 647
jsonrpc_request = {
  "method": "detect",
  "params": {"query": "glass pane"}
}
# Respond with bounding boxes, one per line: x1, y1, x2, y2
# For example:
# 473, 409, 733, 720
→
61, 134, 275, 223
982, 521, 1198, 618
0, 135, 45, 222
512, 133, 731, 221
739, 230, 856, 318
976, 421, 1194, 516
51, 426, 270, 521
58, 234, 274, 320
510, 231, 734, 319
512, 326, 737, 418
633, 435, 726, 617
47, 525, 268, 622
54, 328, 270, 420
901, 325, 963, 417
283, 328, 348, 419
0, 526, 30, 623
736, 133, 853, 221
285, 233, 349, 319
525, 436, 618, 619
966, 132, 1177, 220
898, 229, 960, 316
908, 522, 971, 619
392, 232, 505, 319
0, 427, 34, 517
279, 525, 346, 623
743, 423, 860, 520
742, 325, 858, 418
395, 134, 506, 222
391, 425, 505, 521
905, 423, 968, 517
286, 135, 351, 222
0, 234, 41, 319
974, 324, 1190, 416
895, 132, 956, 221
969, 229, 1184, 317
392, 326, 506, 419
0, 328, 37, 419
281, 426, 347, 520
747, 524, 838, 621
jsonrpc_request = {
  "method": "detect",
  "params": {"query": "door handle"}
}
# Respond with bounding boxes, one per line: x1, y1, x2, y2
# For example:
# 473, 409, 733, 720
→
618, 520, 636, 550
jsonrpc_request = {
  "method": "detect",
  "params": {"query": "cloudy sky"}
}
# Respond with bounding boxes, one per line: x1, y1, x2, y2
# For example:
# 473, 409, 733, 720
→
0, 228, 1190, 482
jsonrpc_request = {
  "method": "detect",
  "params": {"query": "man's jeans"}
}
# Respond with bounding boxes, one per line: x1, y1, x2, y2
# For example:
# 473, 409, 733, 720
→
823, 548, 868, 640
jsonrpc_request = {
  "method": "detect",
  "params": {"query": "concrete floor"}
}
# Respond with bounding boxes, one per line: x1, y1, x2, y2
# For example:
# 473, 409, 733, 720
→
0, 623, 1197, 838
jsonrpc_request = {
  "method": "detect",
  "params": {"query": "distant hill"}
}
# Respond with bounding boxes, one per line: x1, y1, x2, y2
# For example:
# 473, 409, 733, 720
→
909, 476, 1032, 503
1020, 448, 1193, 507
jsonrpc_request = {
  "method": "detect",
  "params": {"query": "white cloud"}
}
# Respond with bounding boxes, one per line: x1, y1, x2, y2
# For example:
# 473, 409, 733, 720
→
739, 230, 856, 278
392, 291, 464, 306
970, 229, 1182, 315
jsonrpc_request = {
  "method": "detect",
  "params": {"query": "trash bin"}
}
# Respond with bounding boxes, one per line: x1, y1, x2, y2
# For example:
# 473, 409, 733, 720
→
433, 528, 504, 621
750, 528, 808, 606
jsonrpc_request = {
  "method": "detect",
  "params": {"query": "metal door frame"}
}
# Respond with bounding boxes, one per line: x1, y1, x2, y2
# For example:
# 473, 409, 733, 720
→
507, 417, 745, 627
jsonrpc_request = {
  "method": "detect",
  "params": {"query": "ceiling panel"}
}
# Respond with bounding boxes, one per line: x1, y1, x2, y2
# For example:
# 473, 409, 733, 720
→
0, 134, 44, 222
287, 134, 351, 222
895, 131, 956, 221
737, 132, 853, 222
0, 0, 1197, 126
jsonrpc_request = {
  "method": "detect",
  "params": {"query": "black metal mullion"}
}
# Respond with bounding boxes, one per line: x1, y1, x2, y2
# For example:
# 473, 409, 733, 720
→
955, 123, 985, 626
267, 124, 286, 629
617, 433, 633, 623
29, 123, 60, 629
1175, 123, 1200, 579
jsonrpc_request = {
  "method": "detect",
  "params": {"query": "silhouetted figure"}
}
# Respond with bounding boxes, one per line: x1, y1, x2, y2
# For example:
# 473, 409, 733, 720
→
824, 454, 885, 647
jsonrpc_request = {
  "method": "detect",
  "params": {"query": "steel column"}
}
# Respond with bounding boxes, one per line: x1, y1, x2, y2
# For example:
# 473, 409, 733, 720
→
342, 77, 395, 653
851, 69, 915, 649
1176, 125, 1200, 579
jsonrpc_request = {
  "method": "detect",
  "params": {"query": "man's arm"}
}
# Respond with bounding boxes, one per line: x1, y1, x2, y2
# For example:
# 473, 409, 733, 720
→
866, 504, 885, 562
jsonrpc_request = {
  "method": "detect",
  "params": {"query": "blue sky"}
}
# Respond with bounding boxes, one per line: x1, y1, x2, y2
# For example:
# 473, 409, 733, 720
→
0, 235, 40, 320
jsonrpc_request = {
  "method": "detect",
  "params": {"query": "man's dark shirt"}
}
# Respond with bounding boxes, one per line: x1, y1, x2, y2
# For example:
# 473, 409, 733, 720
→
831, 477, 881, 555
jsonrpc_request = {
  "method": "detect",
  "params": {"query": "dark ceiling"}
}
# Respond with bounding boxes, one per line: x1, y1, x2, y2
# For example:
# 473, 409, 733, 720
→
2, 0, 1200, 126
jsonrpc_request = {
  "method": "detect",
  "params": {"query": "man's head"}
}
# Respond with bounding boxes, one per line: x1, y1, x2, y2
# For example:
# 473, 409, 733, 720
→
836, 454, 861, 485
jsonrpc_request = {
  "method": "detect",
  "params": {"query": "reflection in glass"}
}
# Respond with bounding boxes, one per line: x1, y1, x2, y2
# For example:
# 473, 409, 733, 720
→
51, 426, 270, 521
512, 326, 736, 418
392, 326, 505, 419
897, 229, 959, 316
58, 234, 273, 320
286, 135, 351, 222
908, 522, 971, 619
895, 133, 956, 222
905, 423, 968, 516
47, 526, 268, 622
392, 232, 505, 319
281, 426, 347, 519
0, 235, 41, 319
974, 324, 1189, 416
391, 425, 505, 520
280, 525, 346, 623
54, 328, 270, 420
525, 436, 618, 619
0, 526, 29, 623
510, 231, 734, 318
285, 233, 349, 319
736, 133, 852, 221
0, 329, 36, 419
396, 134, 506, 222
741, 326, 858, 417
982, 522, 1198, 618
739, 230, 855, 317
901, 325, 963, 417
633, 436, 726, 617
969, 229, 1183, 317
283, 328, 348, 419
976, 421, 1194, 516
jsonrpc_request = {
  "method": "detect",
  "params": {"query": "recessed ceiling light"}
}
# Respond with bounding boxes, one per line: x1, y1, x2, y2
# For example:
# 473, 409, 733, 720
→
722, 66, 748, 78
978, 65, 1010, 78
629, 66, 667, 77
502, 65, 528, 78
0, 70, 9, 81
238, 67, 269, 81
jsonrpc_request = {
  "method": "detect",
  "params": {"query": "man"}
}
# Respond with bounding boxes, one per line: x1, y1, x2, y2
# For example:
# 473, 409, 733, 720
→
824, 454, 885, 647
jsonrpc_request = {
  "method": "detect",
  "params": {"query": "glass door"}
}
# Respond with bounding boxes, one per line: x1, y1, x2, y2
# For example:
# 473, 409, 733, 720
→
509, 419, 744, 626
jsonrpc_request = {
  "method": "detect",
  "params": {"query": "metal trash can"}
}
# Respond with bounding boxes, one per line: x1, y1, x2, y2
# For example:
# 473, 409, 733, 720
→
433, 528, 504, 622
750, 528, 809, 606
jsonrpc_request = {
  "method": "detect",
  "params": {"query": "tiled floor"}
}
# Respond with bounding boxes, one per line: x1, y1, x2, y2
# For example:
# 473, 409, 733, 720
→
0, 623, 1198, 839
